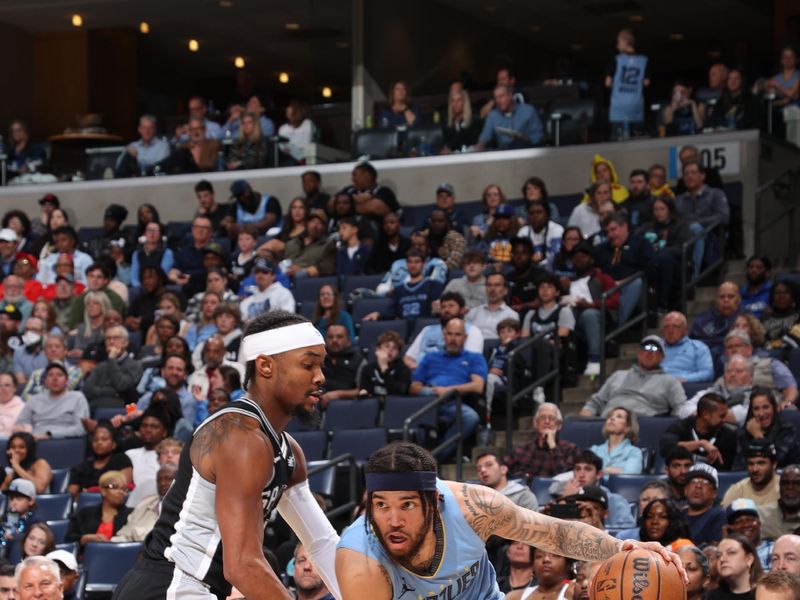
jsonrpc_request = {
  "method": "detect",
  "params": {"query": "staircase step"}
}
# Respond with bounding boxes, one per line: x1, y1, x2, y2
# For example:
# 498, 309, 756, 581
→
494, 429, 535, 449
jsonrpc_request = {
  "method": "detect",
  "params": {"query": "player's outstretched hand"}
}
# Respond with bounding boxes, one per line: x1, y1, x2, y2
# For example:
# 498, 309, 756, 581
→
620, 540, 688, 584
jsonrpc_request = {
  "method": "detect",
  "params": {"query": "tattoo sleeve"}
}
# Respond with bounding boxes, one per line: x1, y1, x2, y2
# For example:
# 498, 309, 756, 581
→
190, 413, 255, 466
460, 483, 623, 562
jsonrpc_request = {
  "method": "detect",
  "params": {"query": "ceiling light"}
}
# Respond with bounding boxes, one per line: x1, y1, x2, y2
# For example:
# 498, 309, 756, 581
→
234, 56, 246, 69
139, 22, 150, 34
188, 39, 199, 52
629, 14, 644, 22
285, 23, 300, 31
322, 86, 332, 99
670, 33, 684, 41
71, 14, 83, 27
278, 72, 289, 84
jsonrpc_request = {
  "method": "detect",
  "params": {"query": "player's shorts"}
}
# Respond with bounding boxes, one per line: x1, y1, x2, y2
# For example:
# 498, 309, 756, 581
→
113, 559, 224, 600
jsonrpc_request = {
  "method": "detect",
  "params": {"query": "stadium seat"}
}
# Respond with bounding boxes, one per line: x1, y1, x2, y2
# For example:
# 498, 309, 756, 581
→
483, 338, 501, 362
285, 417, 319, 432
717, 471, 746, 499
776, 272, 800, 287
559, 419, 605, 450
37, 438, 87, 469
531, 477, 555, 506
165, 221, 191, 243
404, 125, 444, 156
682, 381, 712, 399
352, 128, 398, 160
640, 416, 680, 465
780, 407, 800, 431
352, 297, 393, 323
83, 542, 143, 593
35, 494, 72, 520
406, 318, 439, 343
325, 398, 380, 430
330, 428, 387, 462
46, 519, 70, 544
789, 348, 800, 381
289, 430, 328, 462
293, 276, 338, 304
50, 469, 70, 494
78, 227, 105, 248
383, 395, 439, 445
296, 301, 315, 320
77, 492, 103, 511
94, 407, 126, 421
341, 274, 384, 299
607, 474, 666, 503
307, 460, 336, 498
359, 320, 405, 353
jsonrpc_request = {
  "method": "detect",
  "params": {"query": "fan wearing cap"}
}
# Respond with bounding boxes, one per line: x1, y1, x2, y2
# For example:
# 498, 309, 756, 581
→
685, 463, 727, 546
85, 204, 129, 262
725, 498, 774, 571
46, 549, 79, 600
30, 194, 59, 239
5, 253, 43, 303
283, 209, 336, 278
224, 179, 282, 239
239, 258, 296, 320
722, 440, 779, 508
430, 182, 467, 233
0, 229, 19, 278
580, 334, 687, 417
1, 479, 41, 550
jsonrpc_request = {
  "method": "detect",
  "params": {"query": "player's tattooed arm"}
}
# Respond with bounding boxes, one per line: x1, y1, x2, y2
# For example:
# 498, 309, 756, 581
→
455, 482, 623, 562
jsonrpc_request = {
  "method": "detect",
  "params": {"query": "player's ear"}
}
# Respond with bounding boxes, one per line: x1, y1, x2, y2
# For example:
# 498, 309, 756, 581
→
255, 355, 276, 378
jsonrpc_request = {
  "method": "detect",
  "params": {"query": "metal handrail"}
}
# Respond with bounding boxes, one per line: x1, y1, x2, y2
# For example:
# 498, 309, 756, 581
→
679, 221, 727, 314
404, 390, 463, 480
307, 452, 360, 520
599, 272, 648, 382
505, 328, 561, 457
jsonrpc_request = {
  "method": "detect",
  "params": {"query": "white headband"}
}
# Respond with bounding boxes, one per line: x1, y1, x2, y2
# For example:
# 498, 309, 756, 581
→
240, 322, 325, 362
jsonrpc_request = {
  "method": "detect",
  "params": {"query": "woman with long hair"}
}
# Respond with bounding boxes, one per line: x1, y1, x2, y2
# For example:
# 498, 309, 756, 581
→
184, 267, 238, 325
678, 545, 711, 600
67, 421, 133, 498
227, 111, 269, 170
470, 184, 507, 242
636, 196, 692, 258
551, 226, 584, 282
495, 542, 534, 594
761, 280, 800, 353
70, 291, 111, 355
66, 470, 133, 547
708, 533, 761, 600
184, 291, 221, 352
261, 197, 308, 256
133, 203, 161, 243
442, 87, 481, 153
735, 387, 799, 468
31, 300, 59, 334
377, 80, 418, 127
130, 220, 174, 288
0, 432, 52, 494
507, 547, 576, 600
731, 313, 767, 350
589, 407, 643, 474
638, 499, 693, 551
20, 522, 56, 560
517, 200, 564, 270
31, 207, 69, 261
2, 209, 33, 253
522, 176, 561, 223
313, 284, 355, 340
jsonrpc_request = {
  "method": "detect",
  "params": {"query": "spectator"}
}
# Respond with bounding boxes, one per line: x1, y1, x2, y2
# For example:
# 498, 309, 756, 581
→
722, 440, 779, 509
134, 355, 195, 428
358, 330, 411, 397
521, 272, 574, 340
696, 63, 730, 105
16, 556, 64, 600
664, 80, 705, 135
691, 281, 742, 362
504, 403, 582, 479
159, 116, 221, 174
422, 209, 465, 271
82, 326, 142, 411
45, 549, 79, 599
661, 392, 737, 470
183, 267, 238, 327
125, 266, 167, 344
0, 372, 22, 437
706, 69, 760, 130
441, 87, 481, 152
292, 542, 337, 600
723, 331, 797, 407
67, 422, 132, 498
30, 193, 58, 240
130, 203, 161, 248
484, 319, 524, 409
343, 162, 399, 221
709, 534, 762, 599
225, 180, 281, 239
469, 184, 507, 244
259, 197, 307, 259
0, 433, 52, 494
604, 28, 650, 139
175, 96, 223, 140
313, 284, 354, 341
30, 300, 58, 335
638, 499, 693, 552
229, 228, 257, 286
6, 121, 46, 179
553, 485, 610, 531
111, 462, 177, 543
64, 263, 126, 330
0, 230, 18, 278
365, 249, 444, 321
726, 498, 774, 572
66, 470, 132, 547
14, 363, 89, 439
766, 45, 799, 112
283, 209, 336, 278
335, 217, 371, 276
661, 311, 715, 382
319, 324, 365, 408
375, 232, 447, 296
363, 212, 410, 276
615, 480, 676, 540
138, 313, 180, 369
409, 317, 484, 458
222, 94, 275, 139
736, 388, 799, 469
125, 413, 172, 507
0, 275, 31, 331
549, 450, 636, 528
740, 256, 773, 319
684, 463, 727, 546
84, 204, 129, 263
664, 447, 694, 503
466, 272, 519, 341
475, 451, 538, 511
8, 253, 43, 303
477, 85, 543, 149
580, 155, 630, 205
626, 168, 655, 227
1, 478, 41, 555
581, 334, 686, 417
277, 100, 314, 163
495, 542, 534, 595
21, 523, 57, 563
37, 227, 93, 287
761, 280, 800, 354
377, 80, 419, 127
474, 204, 519, 265
239, 258, 295, 320
184, 291, 221, 352
13, 317, 46, 386
46, 274, 79, 331
31, 206, 68, 264
552, 228, 584, 283
755, 571, 800, 599
168, 215, 213, 285
443, 251, 488, 311
191, 181, 229, 238
130, 221, 174, 288
674, 144, 725, 193
568, 182, 609, 239
226, 112, 269, 170
180, 242, 228, 300
479, 67, 527, 117
517, 201, 563, 270
588, 407, 643, 474
192, 303, 241, 369
506, 549, 575, 600
771, 534, 800, 574
429, 183, 467, 234
120, 115, 170, 175
403, 291, 483, 369
681, 354, 756, 427
522, 176, 561, 222
22, 333, 82, 400
301, 170, 330, 214
758, 465, 800, 541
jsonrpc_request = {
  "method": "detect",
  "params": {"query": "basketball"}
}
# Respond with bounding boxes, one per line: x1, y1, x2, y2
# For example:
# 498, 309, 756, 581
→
590, 549, 686, 600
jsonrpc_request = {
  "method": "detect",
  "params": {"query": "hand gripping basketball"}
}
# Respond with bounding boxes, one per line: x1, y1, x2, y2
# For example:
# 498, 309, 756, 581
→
590, 544, 688, 600
620, 540, 688, 584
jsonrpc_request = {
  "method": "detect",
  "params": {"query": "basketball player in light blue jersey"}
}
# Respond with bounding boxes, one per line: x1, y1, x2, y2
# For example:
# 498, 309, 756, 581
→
336, 443, 686, 599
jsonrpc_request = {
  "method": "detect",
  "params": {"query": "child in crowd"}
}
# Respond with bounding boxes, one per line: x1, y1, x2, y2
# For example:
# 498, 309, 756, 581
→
230, 227, 257, 285
1, 479, 40, 557
485, 318, 523, 410
335, 216, 371, 276
604, 28, 650, 139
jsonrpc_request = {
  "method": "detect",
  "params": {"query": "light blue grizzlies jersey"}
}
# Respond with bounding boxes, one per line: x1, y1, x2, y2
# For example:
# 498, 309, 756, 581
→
610, 53, 648, 123
338, 479, 503, 600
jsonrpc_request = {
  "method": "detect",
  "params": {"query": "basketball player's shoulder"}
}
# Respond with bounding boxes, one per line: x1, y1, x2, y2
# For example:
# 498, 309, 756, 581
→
190, 411, 272, 467
336, 547, 393, 600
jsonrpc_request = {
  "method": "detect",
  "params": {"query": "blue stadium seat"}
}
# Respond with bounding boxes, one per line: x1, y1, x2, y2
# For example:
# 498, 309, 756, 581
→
559, 419, 605, 450
35, 494, 72, 520
330, 428, 387, 462
607, 475, 666, 503
407, 318, 439, 343
94, 407, 126, 421
46, 519, 70, 544
383, 396, 439, 432
780, 407, 800, 431
325, 398, 379, 430
404, 125, 444, 156
50, 469, 70, 494
640, 416, 681, 468
165, 221, 191, 242
285, 417, 319, 432
531, 477, 555, 506
341, 274, 384, 299
293, 276, 338, 304
789, 348, 800, 381
296, 301, 315, 319
776, 272, 800, 287
682, 381, 712, 399
717, 471, 746, 500
289, 430, 328, 462
307, 461, 336, 498
83, 542, 143, 593
352, 297, 393, 323
77, 492, 103, 512
352, 127, 398, 160
359, 320, 405, 353
37, 438, 87, 469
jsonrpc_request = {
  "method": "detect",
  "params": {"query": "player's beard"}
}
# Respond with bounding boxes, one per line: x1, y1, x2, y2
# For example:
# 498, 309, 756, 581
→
294, 403, 321, 427
374, 509, 435, 567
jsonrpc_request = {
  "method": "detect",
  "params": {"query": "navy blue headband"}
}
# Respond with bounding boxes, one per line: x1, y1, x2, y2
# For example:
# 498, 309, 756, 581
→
365, 471, 437, 492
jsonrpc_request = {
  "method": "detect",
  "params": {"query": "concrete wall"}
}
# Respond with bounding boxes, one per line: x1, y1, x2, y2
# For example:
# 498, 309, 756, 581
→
0, 129, 760, 253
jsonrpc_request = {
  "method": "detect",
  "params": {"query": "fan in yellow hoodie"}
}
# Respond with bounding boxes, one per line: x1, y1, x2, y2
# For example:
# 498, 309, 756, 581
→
580, 154, 630, 204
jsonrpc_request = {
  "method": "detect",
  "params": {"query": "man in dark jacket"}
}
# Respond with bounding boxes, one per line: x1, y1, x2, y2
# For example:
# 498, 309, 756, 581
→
320, 324, 366, 408
82, 325, 143, 411
690, 281, 742, 373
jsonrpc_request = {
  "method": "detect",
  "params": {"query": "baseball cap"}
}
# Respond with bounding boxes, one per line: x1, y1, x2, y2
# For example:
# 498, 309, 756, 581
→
0, 228, 18, 243
252, 257, 275, 273
46, 549, 78, 572
202, 242, 226, 259
565, 485, 608, 510
726, 498, 759, 524
436, 182, 455, 195
307, 208, 329, 226
686, 462, 719, 489
230, 179, 252, 197
38, 193, 60, 208
572, 241, 595, 256
2, 304, 22, 321
495, 204, 515, 218
44, 362, 69, 377
640, 335, 665, 354
14, 252, 37, 269
745, 439, 777, 461
6, 478, 36, 500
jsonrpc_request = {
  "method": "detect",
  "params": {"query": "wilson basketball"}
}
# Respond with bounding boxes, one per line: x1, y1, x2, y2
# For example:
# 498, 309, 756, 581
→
590, 548, 686, 600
